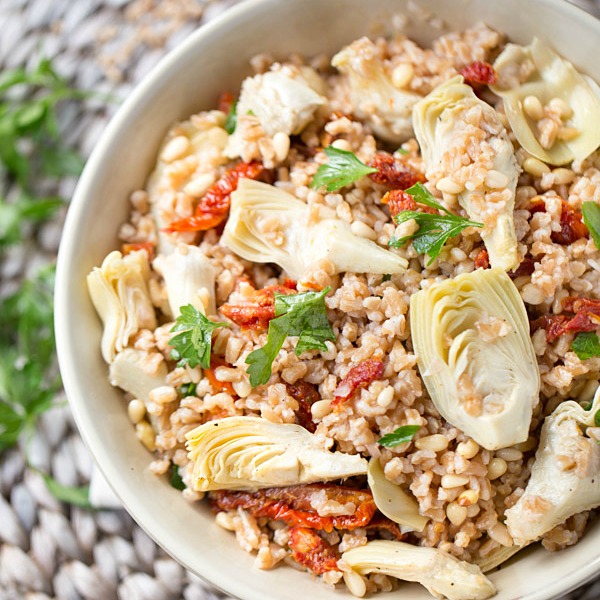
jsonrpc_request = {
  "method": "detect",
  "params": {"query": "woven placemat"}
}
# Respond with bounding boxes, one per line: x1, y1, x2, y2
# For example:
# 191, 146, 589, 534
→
1, 1, 599, 599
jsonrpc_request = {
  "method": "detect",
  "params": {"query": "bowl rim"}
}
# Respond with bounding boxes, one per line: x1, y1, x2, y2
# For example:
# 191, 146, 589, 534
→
55, 0, 600, 599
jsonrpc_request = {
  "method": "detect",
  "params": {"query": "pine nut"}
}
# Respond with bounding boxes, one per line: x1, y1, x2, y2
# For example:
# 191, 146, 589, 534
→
496, 448, 523, 462
161, 135, 190, 162
184, 173, 215, 197
331, 138, 352, 152
441, 474, 470, 488
551, 167, 575, 185
392, 63, 414, 89
446, 501, 468, 526
557, 126, 580, 141
311, 399, 332, 419
522, 156, 550, 177
273, 132, 291, 162
127, 399, 146, 424
436, 177, 464, 194
376, 386, 395, 408
488, 522, 513, 547
523, 95, 544, 120
350, 220, 378, 241
415, 434, 449, 452
342, 569, 367, 598
457, 489, 479, 507
467, 504, 481, 518
456, 439, 480, 459
485, 169, 509, 189
487, 457, 508, 480
136, 420, 156, 451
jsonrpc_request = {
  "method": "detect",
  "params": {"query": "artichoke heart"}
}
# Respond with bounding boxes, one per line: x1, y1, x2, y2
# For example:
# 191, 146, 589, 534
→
367, 458, 428, 533
153, 243, 216, 318
185, 416, 368, 491
491, 38, 600, 165
86, 250, 156, 364
505, 387, 600, 546
413, 76, 519, 271
109, 348, 167, 403
410, 268, 540, 451
332, 37, 421, 144
341, 540, 495, 600
220, 179, 407, 280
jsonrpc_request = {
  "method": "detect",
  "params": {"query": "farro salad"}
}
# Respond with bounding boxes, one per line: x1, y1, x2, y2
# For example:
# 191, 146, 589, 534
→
87, 21, 600, 600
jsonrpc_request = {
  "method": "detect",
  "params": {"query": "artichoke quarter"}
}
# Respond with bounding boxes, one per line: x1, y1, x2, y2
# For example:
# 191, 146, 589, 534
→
491, 38, 600, 166
505, 387, 600, 546
341, 540, 495, 600
413, 76, 519, 272
185, 416, 367, 491
410, 268, 540, 451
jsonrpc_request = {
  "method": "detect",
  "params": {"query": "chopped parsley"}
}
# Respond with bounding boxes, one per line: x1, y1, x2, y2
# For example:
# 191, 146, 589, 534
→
169, 305, 229, 370
390, 182, 483, 265
395, 147, 409, 155
179, 382, 197, 397
310, 146, 377, 192
378, 425, 421, 448
169, 463, 186, 491
224, 99, 238, 134
595, 409, 600, 428
245, 287, 336, 387
582, 201, 600, 250
571, 332, 600, 360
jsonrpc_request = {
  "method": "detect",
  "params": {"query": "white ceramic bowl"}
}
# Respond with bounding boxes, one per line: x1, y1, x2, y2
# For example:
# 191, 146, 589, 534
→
56, 0, 600, 598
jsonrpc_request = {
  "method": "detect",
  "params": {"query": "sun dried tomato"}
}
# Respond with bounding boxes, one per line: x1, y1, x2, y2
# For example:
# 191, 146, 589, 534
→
217, 91, 235, 114
204, 357, 236, 396
509, 256, 536, 279
220, 283, 297, 330
288, 527, 340, 574
332, 359, 385, 409
286, 381, 320, 433
552, 201, 588, 245
382, 189, 436, 218
364, 513, 405, 541
165, 161, 265, 233
368, 153, 425, 189
531, 296, 600, 342
474, 248, 490, 270
211, 484, 377, 532
121, 242, 155, 261
460, 61, 498, 88
526, 198, 588, 245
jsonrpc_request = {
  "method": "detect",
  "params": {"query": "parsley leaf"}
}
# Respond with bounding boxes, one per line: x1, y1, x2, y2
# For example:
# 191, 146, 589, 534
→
245, 287, 336, 387
390, 182, 483, 265
169, 305, 229, 370
169, 463, 186, 491
595, 409, 600, 428
224, 99, 238, 135
571, 332, 600, 360
378, 425, 421, 448
582, 201, 600, 250
395, 147, 409, 155
310, 146, 377, 192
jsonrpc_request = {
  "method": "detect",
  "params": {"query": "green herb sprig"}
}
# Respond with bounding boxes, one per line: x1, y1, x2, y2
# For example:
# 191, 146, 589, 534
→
224, 99, 238, 135
310, 146, 377, 192
582, 201, 600, 250
169, 305, 229, 370
378, 425, 421, 448
390, 182, 483, 265
571, 332, 600, 360
245, 287, 336, 387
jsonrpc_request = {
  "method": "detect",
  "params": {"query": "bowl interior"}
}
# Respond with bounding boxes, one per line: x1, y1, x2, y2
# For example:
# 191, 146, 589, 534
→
56, 0, 600, 599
